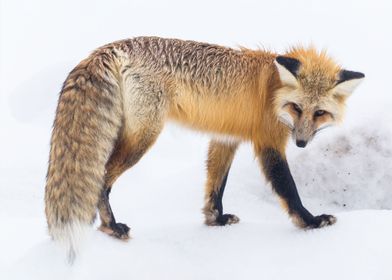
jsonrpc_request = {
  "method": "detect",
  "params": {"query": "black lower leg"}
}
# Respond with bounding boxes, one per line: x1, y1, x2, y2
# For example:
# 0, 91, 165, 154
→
208, 169, 239, 226
213, 171, 228, 216
261, 148, 336, 228
99, 188, 116, 225
98, 187, 130, 239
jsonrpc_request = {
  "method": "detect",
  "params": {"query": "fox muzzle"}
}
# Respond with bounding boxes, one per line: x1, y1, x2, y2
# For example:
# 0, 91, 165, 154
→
295, 139, 307, 148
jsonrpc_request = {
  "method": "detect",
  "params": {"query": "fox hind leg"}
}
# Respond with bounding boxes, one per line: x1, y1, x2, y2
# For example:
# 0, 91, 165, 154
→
98, 76, 167, 239
98, 127, 163, 239
98, 187, 130, 239
203, 140, 239, 226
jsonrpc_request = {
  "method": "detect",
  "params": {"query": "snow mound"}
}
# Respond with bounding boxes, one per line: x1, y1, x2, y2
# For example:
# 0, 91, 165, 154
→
290, 122, 392, 210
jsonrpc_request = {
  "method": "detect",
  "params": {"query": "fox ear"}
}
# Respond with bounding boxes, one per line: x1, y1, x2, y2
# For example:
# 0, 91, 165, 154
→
274, 56, 301, 87
334, 70, 365, 96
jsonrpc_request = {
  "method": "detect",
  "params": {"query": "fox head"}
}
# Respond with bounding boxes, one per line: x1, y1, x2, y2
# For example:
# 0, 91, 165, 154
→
273, 47, 364, 148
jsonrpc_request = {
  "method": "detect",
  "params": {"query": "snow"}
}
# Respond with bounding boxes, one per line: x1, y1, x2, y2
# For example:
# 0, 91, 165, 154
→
5, 210, 392, 280
1, 0, 392, 279
290, 122, 392, 210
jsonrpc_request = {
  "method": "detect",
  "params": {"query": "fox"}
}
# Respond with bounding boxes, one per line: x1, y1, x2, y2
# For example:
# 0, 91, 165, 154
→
45, 36, 364, 261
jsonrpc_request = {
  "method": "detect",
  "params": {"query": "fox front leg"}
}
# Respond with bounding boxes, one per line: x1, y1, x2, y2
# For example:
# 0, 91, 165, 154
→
260, 148, 336, 229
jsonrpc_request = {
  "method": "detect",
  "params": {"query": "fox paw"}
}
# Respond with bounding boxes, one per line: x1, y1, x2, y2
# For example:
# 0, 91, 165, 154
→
304, 214, 337, 229
216, 214, 240, 226
99, 222, 130, 240
205, 211, 240, 226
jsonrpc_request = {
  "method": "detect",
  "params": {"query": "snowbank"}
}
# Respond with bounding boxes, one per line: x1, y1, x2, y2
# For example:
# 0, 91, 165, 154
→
290, 122, 392, 210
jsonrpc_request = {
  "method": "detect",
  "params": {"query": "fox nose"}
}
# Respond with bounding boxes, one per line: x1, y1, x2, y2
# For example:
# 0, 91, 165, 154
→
296, 140, 307, 148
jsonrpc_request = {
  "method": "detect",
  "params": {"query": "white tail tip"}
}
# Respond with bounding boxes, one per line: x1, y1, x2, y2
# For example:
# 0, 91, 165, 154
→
49, 221, 91, 264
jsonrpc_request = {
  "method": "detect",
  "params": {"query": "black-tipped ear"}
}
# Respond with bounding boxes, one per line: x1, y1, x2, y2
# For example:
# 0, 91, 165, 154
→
275, 56, 301, 77
337, 70, 365, 85
334, 70, 365, 96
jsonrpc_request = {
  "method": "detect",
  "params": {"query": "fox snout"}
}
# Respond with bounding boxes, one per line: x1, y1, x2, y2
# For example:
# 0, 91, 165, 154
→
292, 117, 314, 148
295, 139, 307, 148
293, 131, 310, 148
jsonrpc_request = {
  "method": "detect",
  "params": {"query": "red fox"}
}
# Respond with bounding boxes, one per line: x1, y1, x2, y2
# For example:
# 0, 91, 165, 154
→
45, 37, 364, 261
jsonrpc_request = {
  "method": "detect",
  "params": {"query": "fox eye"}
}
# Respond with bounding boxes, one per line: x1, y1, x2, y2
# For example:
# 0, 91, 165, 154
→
291, 103, 302, 114
314, 110, 326, 117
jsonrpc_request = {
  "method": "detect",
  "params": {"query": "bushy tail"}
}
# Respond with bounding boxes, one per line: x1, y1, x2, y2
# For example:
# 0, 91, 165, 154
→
45, 53, 122, 263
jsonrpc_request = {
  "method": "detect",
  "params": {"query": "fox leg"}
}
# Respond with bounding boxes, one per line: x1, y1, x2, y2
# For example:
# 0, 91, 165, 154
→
98, 74, 168, 239
203, 140, 239, 226
98, 187, 129, 239
98, 127, 162, 239
259, 147, 336, 229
